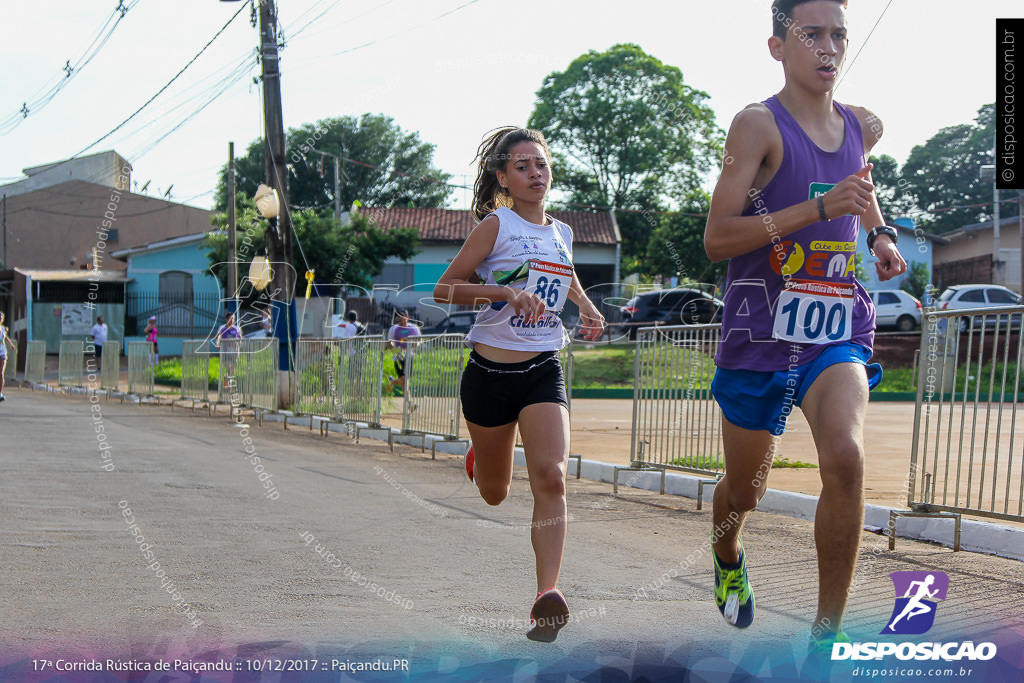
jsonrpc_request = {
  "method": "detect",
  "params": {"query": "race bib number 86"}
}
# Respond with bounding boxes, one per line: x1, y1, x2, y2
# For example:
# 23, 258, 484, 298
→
772, 279, 854, 344
526, 260, 573, 313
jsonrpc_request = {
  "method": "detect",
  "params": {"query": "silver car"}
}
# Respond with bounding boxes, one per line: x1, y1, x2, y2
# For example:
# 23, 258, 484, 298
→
936, 284, 1022, 331
870, 289, 922, 331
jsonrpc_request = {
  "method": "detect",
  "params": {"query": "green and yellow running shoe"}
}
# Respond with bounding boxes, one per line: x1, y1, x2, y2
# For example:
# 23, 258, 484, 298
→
713, 541, 755, 629
809, 629, 850, 655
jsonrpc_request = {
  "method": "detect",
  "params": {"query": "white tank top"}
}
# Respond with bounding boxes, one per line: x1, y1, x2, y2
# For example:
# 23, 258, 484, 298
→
465, 207, 574, 351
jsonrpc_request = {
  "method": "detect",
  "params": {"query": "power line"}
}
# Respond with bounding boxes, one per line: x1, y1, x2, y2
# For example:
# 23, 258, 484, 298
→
72, 1, 249, 158
0, 1, 143, 135
292, 0, 482, 62
835, 0, 894, 92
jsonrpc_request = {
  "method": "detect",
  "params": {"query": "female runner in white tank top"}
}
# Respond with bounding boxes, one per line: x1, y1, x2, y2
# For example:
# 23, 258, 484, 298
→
434, 127, 604, 642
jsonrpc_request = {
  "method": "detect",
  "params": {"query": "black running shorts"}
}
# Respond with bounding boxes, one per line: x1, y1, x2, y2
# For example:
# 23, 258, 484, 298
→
460, 350, 568, 428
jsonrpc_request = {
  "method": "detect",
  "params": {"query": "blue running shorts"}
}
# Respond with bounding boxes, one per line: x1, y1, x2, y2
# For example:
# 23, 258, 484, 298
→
711, 342, 882, 436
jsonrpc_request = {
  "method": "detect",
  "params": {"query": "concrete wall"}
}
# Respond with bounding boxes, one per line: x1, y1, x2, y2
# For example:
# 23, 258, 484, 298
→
0, 151, 131, 199
4, 180, 214, 272
32, 302, 125, 354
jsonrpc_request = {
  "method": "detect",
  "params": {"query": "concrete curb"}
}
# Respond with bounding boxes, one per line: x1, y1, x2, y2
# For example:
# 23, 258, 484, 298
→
282, 417, 1024, 563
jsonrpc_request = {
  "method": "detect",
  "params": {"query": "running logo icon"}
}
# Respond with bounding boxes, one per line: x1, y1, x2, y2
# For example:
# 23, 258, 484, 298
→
881, 571, 949, 635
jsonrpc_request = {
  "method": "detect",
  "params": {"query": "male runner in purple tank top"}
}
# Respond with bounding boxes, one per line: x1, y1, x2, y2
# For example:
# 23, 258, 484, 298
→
703, 0, 907, 648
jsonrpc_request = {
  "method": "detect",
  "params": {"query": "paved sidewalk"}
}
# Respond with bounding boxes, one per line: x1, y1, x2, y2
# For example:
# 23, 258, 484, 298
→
1, 387, 1022, 681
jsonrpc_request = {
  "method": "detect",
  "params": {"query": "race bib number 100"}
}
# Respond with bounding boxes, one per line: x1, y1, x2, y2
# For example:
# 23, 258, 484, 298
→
772, 279, 854, 344
526, 260, 573, 313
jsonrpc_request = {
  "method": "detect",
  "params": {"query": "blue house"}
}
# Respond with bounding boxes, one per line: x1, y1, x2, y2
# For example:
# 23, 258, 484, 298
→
111, 233, 223, 357
857, 217, 947, 293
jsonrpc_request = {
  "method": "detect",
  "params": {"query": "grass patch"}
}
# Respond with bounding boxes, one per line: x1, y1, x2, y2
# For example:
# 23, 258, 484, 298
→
667, 455, 816, 470
153, 357, 220, 390
668, 455, 724, 470
772, 456, 817, 469
571, 346, 635, 388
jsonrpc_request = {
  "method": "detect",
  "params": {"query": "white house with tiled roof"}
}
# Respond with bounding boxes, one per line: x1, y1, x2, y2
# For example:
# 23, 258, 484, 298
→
360, 207, 621, 323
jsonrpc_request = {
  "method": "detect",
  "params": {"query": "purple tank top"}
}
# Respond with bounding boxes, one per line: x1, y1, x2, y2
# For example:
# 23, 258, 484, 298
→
715, 95, 875, 371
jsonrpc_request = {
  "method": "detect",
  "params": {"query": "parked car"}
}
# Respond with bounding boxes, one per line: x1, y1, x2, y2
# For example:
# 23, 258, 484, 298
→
618, 288, 724, 339
936, 284, 1022, 331
870, 290, 921, 331
420, 310, 478, 336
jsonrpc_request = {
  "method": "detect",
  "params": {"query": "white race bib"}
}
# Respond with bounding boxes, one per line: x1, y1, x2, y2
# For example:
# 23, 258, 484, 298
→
772, 279, 854, 344
526, 260, 573, 313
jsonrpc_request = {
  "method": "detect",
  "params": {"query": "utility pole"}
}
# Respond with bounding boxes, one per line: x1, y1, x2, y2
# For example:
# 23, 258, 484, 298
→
1019, 191, 1023, 295
994, 180, 1002, 286
334, 155, 341, 224
227, 141, 237, 311
257, 0, 293, 308
2, 194, 6, 269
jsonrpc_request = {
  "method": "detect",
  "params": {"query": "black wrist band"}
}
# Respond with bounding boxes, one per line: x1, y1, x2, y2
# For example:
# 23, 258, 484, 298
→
817, 195, 829, 221
866, 226, 899, 254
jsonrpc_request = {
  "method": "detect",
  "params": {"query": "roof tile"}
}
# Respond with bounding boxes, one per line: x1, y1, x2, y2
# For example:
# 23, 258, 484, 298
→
361, 207, 618, 245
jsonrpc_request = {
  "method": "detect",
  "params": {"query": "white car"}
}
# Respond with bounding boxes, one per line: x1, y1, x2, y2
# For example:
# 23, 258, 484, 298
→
870, 290, 921, 331
936, 284, 1022, 331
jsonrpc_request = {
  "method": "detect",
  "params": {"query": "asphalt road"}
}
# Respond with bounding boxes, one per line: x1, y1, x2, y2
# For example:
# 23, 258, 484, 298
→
1, 387, 1023, 682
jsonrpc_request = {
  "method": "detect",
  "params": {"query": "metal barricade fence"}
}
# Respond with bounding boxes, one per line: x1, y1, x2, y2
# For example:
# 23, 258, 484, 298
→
403, 333, 467, 440
24, 341, 46, 384
58, 341, 84, 388
238, 338, 278, 412
908, 307, 1024, 524
630, 324, 724, 475
127, 341, 154, 397
294, 339, 342, 419
341, 335, 386, 428
180, 340, 211, 404
100, 341, 120, 391
4, 341, 18, 385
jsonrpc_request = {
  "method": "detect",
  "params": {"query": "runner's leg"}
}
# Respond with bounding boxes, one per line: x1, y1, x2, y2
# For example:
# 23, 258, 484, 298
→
799, 362, 869, 635
518, 402, 570, 592
712, 418, 776, 563
465, 419, 517, 506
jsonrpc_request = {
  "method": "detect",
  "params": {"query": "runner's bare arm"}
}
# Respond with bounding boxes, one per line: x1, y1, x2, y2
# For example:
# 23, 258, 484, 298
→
433, 214, 546, 320
705, 106, 818, 262
850, 106, 907, 280
705, 106, 880, 262
568, 272, 605, 341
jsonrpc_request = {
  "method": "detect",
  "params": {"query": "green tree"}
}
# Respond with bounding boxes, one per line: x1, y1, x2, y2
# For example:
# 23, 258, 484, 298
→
216, 114, 452, 212
900, 261, 931, 300
900, 104, 1018, 233
868, 153, 918, 221
527, 43, 724, 267
204, 199, 419, 294
643, 193, 725, 284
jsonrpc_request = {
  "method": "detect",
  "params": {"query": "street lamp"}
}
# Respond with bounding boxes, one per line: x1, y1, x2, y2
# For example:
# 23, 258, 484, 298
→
249, 184, 279, 292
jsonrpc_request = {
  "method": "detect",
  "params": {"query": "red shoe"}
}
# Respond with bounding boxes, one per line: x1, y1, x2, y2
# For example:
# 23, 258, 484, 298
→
526, 588, 569, 643
465, 445, 474, 482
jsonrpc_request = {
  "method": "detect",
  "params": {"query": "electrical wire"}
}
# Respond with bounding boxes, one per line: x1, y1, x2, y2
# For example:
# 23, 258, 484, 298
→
0, 0, 143, 135
72, 1, 250, 158
291, 0, 482, 63
834, 0, 894, 92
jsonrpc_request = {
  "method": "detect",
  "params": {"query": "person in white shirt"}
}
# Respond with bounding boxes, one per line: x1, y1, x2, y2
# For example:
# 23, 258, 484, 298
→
0, 311, 13, 401
90, 316, 109, 365
434, 126, 604, 643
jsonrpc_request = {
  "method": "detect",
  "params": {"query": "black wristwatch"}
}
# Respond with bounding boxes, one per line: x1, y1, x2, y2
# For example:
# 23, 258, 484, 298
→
866, 225, 898, 255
